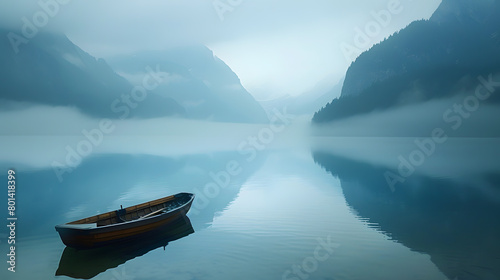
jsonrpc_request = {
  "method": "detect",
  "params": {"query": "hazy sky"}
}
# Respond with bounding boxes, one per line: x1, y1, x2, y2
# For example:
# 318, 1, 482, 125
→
0, 0, 441, 100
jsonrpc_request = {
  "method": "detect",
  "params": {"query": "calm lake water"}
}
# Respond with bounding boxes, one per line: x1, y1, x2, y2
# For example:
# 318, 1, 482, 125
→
1, 137, 500, 280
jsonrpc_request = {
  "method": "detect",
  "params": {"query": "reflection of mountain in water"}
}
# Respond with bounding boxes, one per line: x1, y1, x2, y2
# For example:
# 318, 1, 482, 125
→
313, 152, 500, 280
56, 215, 194, 279
14, 151, 266, 236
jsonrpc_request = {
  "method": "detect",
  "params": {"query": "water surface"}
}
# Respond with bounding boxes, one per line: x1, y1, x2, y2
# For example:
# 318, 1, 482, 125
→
1, 138, 499, 280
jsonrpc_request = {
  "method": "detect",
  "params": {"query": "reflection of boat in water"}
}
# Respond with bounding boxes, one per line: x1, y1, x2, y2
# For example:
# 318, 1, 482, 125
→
55, 193, 194, 249
56, 215, 194, 279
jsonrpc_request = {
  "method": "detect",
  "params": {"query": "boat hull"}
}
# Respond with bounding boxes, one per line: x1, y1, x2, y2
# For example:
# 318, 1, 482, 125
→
56, 216, 194, 279
55, 193, 194, 249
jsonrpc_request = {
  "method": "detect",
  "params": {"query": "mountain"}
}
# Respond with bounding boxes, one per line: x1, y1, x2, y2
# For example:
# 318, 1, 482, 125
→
313, 0, 500, 123
259, 76, 344, 116
105, 46, 269, 123
0, 29, 185, 119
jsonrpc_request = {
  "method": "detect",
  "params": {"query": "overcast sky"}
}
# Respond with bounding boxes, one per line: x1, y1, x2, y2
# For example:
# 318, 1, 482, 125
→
0, 0, 441, 100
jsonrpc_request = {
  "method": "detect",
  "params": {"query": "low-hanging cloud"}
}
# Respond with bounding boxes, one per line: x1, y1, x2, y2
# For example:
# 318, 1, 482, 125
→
0, 104, 310, 171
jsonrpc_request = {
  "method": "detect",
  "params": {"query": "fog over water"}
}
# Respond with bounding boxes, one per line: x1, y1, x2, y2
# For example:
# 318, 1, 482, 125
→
0, 103, 310, 171
313, 95, 500, 137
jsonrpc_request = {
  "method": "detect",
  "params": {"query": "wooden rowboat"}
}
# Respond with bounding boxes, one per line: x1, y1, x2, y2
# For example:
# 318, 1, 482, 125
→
55, 192, 195, 249
56, 216, 194, 279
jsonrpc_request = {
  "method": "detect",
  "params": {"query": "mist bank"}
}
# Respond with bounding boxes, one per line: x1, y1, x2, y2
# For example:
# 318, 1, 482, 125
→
312, 137, 500, 182
312, 95, 500, 138
0, 104, 309, 171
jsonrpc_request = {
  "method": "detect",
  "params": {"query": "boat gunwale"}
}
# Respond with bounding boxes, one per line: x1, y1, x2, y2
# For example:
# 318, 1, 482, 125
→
55, 193, 194, 232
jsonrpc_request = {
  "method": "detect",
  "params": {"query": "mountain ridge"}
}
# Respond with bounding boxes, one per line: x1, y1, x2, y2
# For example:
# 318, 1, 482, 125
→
0, 29, 268, 123
313, 0, 500, 124
0, 28, 186, 119
104, 46, 269, 123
